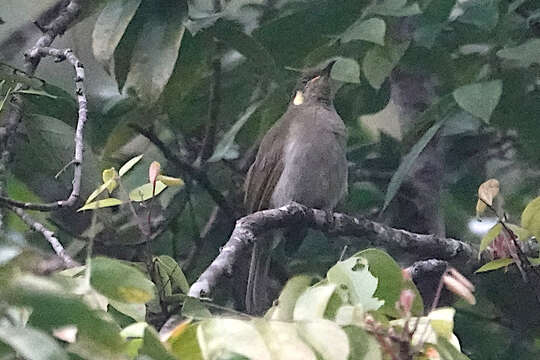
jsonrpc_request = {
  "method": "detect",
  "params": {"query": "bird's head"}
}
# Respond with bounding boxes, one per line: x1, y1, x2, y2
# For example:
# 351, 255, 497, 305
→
292, 60, 337, 106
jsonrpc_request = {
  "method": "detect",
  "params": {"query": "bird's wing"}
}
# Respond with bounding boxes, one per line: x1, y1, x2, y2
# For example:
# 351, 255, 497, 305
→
244, 115, 291, 213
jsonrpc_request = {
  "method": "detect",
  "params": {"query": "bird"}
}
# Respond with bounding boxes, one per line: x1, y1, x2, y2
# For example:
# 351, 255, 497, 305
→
243, 60, 348, 315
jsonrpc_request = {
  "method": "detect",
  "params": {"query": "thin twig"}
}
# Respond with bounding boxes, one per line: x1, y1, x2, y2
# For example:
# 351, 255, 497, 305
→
130, 124, 236, 217
0, 47, 88, 211
8, 205, 77, 268
198, 40, 222, 162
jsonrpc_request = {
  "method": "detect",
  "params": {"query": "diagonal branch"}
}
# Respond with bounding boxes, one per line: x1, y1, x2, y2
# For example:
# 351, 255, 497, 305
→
130, 124, 236, 218
8, 205, 78, 268
188, 202, 477, 298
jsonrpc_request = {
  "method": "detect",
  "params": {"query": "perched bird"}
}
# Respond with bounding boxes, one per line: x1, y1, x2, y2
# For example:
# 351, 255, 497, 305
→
244, 60, 348, 314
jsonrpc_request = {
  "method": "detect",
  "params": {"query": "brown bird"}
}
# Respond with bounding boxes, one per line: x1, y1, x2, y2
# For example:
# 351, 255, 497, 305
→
244, 60, 348, 314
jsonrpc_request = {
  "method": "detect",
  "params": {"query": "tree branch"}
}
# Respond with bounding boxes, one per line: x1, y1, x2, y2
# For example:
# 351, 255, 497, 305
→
130, 124, 236, 217
0, 48, 88, 211
188, 202, 477, 298
8, 205, 77, 268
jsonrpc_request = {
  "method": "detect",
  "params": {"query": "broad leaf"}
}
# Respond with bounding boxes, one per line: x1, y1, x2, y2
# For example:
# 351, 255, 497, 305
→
90, 256, 155, 303
327, 257, 384, 312
297, 319, 350, 360
330, 58, 361, 84
140, 327, 177, 360
129, 181, 168, 201
340, 17, 386, 45
479, 223, 503, 253
122, 0, 187, 104
362, 40, 409, 89
0, 325, 69, 360
453, 80, 502, 123
156, 255, 190, 294
496, 39, 540, 68
293, 283, 337, 320
269, 275, 313, 321
92, 0, 142, 74
521, 196, 540, 239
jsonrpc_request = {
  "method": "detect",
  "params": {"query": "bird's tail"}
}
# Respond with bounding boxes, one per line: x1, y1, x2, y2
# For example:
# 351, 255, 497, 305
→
246, 233, 272, 315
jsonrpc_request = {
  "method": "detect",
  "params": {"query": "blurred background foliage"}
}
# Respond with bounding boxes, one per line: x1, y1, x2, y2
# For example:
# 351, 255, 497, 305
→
1, 0, 540, 358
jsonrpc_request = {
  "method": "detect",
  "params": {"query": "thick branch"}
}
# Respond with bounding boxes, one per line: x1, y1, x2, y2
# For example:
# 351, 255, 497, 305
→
0, 47, 88, 211
188, 202, 477, 298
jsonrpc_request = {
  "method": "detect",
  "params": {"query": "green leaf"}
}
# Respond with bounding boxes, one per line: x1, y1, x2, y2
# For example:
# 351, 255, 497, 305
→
0, 325, 68, 360
297, 319, 350, 360
110, 299, 146, 322
140, 327, 177, 360
434, 337, 471, 360
2, 275, 125, 353
14, 114, 101, 202
521, 196, 540, 239
382, 96, 457, 212
78, 197, 123, 211
210, 19, 279, 81
198, 319, 270, 360
496, 39, 540, 68
293, 283, 337, 320
453, 80, 502, 123
102, 168, 118, 193
120, 322, 148, 338
208, 101, 262, 162
505, 224, 530, 242
330, 58, 361, 84
454, 0, 499, 31
182, 297, 212, 319
255, 320, 316, 360
357, 248, 423, 316
122, 0, 187, 104
269, 275, 313, 321
85, 179, 117, 205
343, 326, 382, 360
119, 154, 144, 176
479, 223, 503, 254
92, 0, 142, 74
362, 40, 409, 89
340, 18, 386, 45
156, 255, 190, 294
327, 257, 384, 312
168, 324, 203, 360
90, 256, 155, 303
475, 258, 515, 273
370, 0, 422, 17
129, 181, 168, 201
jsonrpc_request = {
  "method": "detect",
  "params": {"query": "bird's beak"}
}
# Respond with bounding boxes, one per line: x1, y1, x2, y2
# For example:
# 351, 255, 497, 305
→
321, 60, 337, 76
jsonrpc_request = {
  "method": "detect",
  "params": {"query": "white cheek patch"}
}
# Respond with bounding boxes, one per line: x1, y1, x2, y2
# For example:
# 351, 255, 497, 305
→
293, 90, 304, 105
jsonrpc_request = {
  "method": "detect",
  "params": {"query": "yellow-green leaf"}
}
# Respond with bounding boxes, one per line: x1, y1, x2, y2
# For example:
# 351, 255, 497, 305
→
129, 181, 167, 202
78, 198, 123, 212
479, 223, 503, 254
475, 258, 514, 273
85, 179, 117, 205
157, 175, 184, 187
119, 154, 144, 176
521, 196, 540, 239
102, 167, 118, 193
